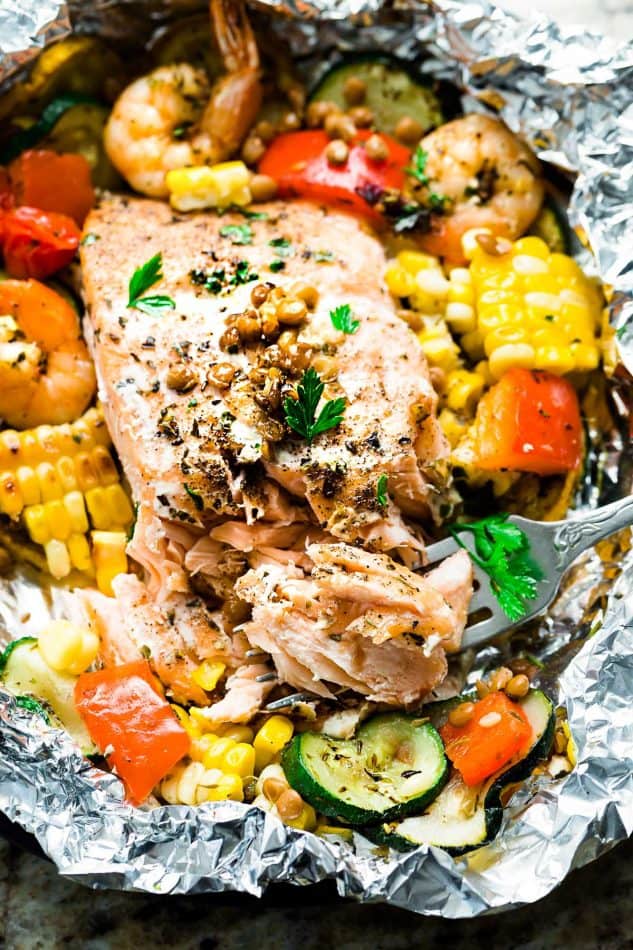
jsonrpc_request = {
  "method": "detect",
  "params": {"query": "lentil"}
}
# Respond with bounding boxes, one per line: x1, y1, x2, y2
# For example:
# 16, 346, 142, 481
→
251, 283, 271, 307
255, 119, 277, 143
489, 666, 513, 692
394, 115, 424, 145
324, 112, 356, 142
277, 297, 308, 326
448, 701, 475, 727
325, 138, 349, 165
262, 777, 287, 802
306, 100, 338, 129
166, 365, 196, 392
276, 788, 304, 821
280, 111, 301, 132
505, 673, 530, 699
349, 105, 374, 128
343, 75, 367, 105
364, 133, 389, 162
250, 174, 278, 202
208, 362, 236, 388
241, 135, 267, 166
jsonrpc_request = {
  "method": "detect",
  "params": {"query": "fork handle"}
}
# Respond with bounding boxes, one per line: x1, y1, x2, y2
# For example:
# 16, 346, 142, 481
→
553, 494, 633, 570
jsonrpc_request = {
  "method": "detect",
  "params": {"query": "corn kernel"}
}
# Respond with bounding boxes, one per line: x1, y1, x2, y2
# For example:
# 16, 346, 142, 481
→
460, 330, 485, 361
445, 369, 485, 414
315, 823, 354, 842
217, 724, 255, 744
570, 342, 600, 371
62, 491, 89, 533
44, 539, 71, 579
67, 533, 93, 572
534, 345, 575, 375
439, 408, 468, 448
512, 236, 551, 259
461, 227, 492, 259
384, 265, 416, 298
166, 161, 251, 212
284, 802, 317, 831
103, 483, 134, 526
92, 445, 119, 485
37, 462, 63, 502
44, 499, 72, 540
445, 302, 476, 334
56, 456, 78, 492
418, 335, 461, 373
489, 343, 536, 379
199, 772, 244, 803
253, 716, 294, 771
0, 472, 23, 518
223, 742, 256, 778
24, 504, 50, 544
398, 250, 439, 273
92, 530, 127, 596
38, 618, 100, 675
74, 453, 100, 492
191, 660, 226, 692
484, 326, 529, 357
190, 733, 220, 761
202, 736, 237, 770
512, 254, 548, 276
16, 466, 40, 506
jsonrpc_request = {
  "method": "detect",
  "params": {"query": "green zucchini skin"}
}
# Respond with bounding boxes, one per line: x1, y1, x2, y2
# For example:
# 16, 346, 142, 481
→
528, 198, 571, 254
0, 637, 37, 675
310, 56, 443, 137
282, 713, 448, 825
0, 93, 97, 163
374, 689, 555, 854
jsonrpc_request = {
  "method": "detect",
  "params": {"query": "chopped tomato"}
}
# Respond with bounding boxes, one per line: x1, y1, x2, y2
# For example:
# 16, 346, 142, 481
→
440, 691, 533, 787
258, 130, 410, 220
2, 206, 81, 280
75, 660, 190, 804
8, 150, 94, 227
472, 368, 582, 475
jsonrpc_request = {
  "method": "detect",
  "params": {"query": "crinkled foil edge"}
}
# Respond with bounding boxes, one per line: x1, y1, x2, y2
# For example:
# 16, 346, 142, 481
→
0, 0, 631, 917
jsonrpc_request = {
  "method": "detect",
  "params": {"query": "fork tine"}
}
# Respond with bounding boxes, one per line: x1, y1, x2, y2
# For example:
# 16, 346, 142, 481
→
424, 535, 460, 565
461, 614, 508, 651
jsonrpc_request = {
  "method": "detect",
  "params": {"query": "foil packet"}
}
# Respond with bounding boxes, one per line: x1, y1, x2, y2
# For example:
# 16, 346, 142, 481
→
0, 0, 632, 917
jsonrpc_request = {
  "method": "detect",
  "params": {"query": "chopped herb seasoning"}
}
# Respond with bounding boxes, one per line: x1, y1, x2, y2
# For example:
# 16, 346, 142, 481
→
219, 223, 253, 245
376, 473, 388, 507
329, 303, 360, 335
127, 253, 175, 315
314, 250, 335, 263
269, 259, 286, 272
80, 232, 100, 246
268, 236, 292, 257
184, 483, 204, 511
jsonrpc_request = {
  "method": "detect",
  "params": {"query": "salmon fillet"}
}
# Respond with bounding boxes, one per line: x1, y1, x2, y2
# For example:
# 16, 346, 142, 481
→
235, 545, 473, 705
80, 195, 471, 708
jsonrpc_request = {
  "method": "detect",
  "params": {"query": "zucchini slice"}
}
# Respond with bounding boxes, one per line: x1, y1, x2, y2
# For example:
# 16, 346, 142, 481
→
0, 638, 96, 755
310, 57, 443, 137
281, 712, 448, 825
377, 689, 555, 854
528, 199, 571, 254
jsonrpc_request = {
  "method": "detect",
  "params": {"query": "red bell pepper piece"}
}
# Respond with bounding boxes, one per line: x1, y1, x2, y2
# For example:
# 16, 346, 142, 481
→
472, 368, 582, 475
75, 660, 190, 804
258, 129, 410, 220
440, 691, 533, 787
8, 150, 95, 227
1, 206, 81, 280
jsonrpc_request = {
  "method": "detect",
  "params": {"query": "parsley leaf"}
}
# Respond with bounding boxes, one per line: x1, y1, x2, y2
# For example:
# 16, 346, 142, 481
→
237, 207, 268, 220
220, 223, 253, 245
376, 473, 388, 507
80, 232, 99, 246
406, 145, 430, 186
230, 260, 258, 286
184, 483, 204, 511
128, 253, 175, 314
329, 303, 360, 335
314, 250, 335, 263
268, 236, 293, 258
617, 319, 631, 341
283, 367, 346, 443
269, 259, 286, 272
449, 513, 543, 621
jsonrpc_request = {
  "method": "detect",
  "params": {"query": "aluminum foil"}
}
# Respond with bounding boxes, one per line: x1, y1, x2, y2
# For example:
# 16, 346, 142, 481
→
0, 0, 632, 917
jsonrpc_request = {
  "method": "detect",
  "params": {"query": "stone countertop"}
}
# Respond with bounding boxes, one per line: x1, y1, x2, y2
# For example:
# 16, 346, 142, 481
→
1, 2, 632, 947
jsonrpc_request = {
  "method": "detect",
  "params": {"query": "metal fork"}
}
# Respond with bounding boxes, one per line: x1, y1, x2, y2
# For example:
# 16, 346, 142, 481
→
425, 494, 633, 652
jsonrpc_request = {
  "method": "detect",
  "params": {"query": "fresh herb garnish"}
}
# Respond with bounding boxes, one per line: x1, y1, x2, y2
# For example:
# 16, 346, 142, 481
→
231, 260, 259, 286
237, 207, 269, 220
127, 253, 175, 315
15, 695, 50, 720
80, 232, 100, 246
270, 259, 286, 272
406, 145, 430, 186
330, 303, 359, 335
449, 513, 543, 621
184, 483, 204, 511
376, 473, 388, 507
314, 250, 335, 263
616, 320, 632, 341
172, 121, 192, 140
268, 236, 293, 257
283, 367, 346, 444
428, 192, 448, 211
220, 223, 253, 245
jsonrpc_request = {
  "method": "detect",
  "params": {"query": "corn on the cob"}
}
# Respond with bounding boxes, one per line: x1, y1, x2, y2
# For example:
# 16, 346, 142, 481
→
166, 161, 251, 212
0, 407, 133, 593
464, 232, 602, 377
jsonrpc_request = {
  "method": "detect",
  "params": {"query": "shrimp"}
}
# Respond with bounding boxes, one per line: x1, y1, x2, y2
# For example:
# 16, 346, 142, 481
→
104, 0, 262, 198
0, 279, 95, 429
415, 114, 545, 263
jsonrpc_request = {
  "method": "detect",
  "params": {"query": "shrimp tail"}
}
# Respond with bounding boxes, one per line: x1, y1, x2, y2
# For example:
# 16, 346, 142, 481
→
210, 0, 260, 73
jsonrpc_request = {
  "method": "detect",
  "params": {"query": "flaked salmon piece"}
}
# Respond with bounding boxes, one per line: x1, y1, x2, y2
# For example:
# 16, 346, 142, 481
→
193, 663, 275, 726
77, 573, 234, 706
80, 195, 451, 578
235, 545, 473, 705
